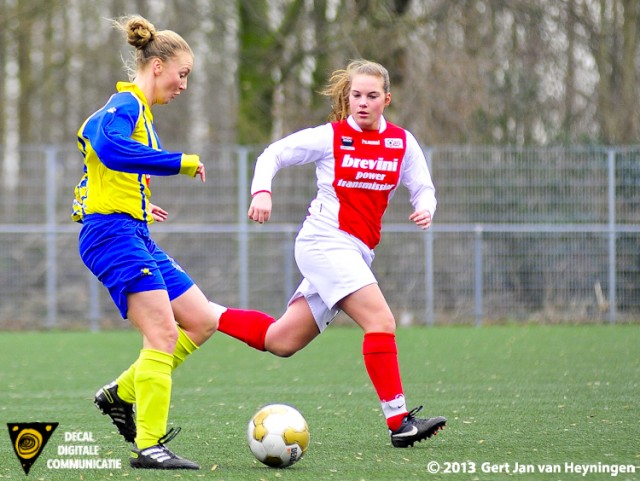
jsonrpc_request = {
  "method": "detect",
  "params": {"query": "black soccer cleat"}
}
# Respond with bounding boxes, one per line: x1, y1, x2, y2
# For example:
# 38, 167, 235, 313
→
94, 381, 136, 443
389, 406, 446, 448
130, 427, 200, 470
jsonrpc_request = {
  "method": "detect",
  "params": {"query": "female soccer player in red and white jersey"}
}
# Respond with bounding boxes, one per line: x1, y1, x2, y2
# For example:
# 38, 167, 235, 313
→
216, 59, 446, 447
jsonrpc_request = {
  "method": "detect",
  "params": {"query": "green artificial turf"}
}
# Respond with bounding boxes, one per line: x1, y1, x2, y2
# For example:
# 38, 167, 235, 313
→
0, 325, 637, 480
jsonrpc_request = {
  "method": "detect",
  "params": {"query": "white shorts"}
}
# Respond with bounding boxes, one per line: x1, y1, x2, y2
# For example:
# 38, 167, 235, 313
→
288, 217, 377, 332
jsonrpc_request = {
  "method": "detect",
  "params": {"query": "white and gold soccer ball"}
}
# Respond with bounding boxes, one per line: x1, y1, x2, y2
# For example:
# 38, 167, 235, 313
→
247, 403, 310, 468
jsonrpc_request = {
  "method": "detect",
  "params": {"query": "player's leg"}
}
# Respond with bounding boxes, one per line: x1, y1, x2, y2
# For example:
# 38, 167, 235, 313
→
339, 284, 405, 424
126, 289, 177, 448
82, 218, 140, 444
126, 289, 199, 469
171, 285, 217, 369
217, 221, 346, 353
340, 284, 446, 447
215, 305, 276, 351
215, 297, 318, 356
147, 245, 217, 369
102, 278, 203, 434
82, 218, 197, 467
172, 285, 217, 345
264, 297, 320, 357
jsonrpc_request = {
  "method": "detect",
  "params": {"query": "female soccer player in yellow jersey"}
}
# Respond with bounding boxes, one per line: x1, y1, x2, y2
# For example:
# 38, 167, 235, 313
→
217, 60, 446, 448
73, 15, 275, 470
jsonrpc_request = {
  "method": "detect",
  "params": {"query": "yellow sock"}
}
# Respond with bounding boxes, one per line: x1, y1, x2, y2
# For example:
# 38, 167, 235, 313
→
114, 327, 197, 405
134, 349, 174, 449
173, 326, 199, 370
115, 359, 138, 404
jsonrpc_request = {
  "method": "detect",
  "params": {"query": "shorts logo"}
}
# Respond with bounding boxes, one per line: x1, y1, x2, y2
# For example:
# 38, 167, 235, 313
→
385, 138, 404, 149
7, 422, 58, 475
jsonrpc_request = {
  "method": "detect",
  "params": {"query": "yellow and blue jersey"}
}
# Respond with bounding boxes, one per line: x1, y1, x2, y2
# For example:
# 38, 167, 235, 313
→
72, 82, 199, 223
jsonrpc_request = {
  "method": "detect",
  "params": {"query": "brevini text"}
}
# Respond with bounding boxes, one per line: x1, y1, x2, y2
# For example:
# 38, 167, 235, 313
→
342, 154, 398, 172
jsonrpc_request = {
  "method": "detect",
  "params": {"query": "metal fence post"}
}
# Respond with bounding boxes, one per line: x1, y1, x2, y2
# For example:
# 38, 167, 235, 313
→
425, 228, 435, 326
607, 149, 617, 323
424, 146, 435, 326
89, 273, 101, 332
283, 233, 294, 307
45, 146, 57, 329
237, 147, 249, 308
474, 225, 484, 326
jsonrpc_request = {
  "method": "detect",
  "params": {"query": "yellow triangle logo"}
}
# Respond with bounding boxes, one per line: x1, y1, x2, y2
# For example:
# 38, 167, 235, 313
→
7, 422, 58, 475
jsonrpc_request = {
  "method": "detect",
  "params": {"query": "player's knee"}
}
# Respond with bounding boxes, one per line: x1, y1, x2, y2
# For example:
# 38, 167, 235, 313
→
196, 304, 220, 339
186, 314, 218, 346
266, 341, 301, 358
380, 316, 396, 332
263, 319, 313, 357
362, 316, 396, 334
269, 346, 298, 358
164, 323, 180, 348
147, 321, 179, 353
202, 313, 218, 339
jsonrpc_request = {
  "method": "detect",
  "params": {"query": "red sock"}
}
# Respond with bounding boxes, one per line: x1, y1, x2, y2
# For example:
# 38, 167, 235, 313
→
363, 332, 407, 431
217, 308, 275, 351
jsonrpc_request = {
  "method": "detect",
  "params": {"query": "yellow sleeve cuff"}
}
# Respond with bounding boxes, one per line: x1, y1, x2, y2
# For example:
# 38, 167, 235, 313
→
179, 154, 200, 177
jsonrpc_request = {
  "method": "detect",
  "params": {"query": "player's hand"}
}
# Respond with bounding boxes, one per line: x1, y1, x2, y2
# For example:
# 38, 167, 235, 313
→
409, 209, 432, 230
149, 203, 169, 222
195, 162, 206, 183
248, 192, 272, 224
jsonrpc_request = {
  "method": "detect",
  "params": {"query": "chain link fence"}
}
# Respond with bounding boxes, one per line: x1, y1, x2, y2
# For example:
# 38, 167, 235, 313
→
0, 145, 638, 329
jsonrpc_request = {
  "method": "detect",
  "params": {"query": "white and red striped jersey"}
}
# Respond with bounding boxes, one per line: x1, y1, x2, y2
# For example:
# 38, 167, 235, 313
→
251, 115, 436, 249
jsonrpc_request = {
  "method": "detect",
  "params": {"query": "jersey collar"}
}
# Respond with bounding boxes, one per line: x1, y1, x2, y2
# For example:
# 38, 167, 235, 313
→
346, 114, 387, 133
116, 82, 154, 121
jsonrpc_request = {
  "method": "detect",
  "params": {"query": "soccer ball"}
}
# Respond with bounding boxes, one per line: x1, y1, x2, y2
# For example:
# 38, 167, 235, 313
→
247, 404, 310, 468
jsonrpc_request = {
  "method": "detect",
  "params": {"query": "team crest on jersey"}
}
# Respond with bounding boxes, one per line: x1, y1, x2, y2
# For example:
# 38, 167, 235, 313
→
385, 138, 404, 149
340, 136, 355, 150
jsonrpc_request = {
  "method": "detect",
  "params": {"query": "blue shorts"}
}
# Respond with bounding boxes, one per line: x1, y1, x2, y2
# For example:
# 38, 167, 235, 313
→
78, 213, 194, 319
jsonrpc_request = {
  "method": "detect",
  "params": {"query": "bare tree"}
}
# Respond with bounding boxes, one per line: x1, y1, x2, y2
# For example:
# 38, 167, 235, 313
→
583, 0, 639, 143
0, 0, 639, 150
2, 0, 21, 200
